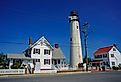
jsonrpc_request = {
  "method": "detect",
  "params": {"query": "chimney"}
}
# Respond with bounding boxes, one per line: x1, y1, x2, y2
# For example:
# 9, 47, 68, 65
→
55, 44, 59, 48
113, 44, 116, 47
29, 37, 32, 46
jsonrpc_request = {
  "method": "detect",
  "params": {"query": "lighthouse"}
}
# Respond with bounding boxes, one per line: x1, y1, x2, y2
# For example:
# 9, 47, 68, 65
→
69, 11, 83, 68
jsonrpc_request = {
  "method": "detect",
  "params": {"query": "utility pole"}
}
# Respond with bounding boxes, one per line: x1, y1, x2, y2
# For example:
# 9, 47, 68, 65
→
82, 22, 88, 71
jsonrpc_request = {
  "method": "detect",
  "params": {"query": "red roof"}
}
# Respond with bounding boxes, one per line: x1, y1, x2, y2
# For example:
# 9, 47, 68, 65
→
94, 46, 113, 55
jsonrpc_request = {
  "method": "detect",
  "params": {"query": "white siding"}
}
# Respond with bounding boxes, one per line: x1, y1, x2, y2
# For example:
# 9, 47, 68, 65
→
40, 46, 52, 69
69, 14, 83, 68
109, 46, 121, 67
30, 38, 53, 70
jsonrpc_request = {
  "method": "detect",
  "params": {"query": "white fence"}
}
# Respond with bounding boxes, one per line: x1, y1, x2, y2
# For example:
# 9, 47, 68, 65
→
40, 70, 57, 73
0, 69, 25, 75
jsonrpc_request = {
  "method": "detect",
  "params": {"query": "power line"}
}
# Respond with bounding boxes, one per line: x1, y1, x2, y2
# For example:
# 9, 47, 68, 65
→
0, 41, 85, 48
0, 42, 27, 45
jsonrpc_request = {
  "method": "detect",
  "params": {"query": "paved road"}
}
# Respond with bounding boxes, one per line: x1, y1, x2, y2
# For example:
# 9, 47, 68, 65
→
0, 71, 121, 82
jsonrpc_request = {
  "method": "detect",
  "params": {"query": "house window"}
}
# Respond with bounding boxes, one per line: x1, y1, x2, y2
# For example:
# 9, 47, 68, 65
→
97, 55, 102, 58
44, 49, 50, 55
113, 48, 116, 51
103, 54, 107, 58
33, 60, 35, 65
44, 59, 50, 65
111, 54, 114, 57
33, 48, 40, 54
36, 59, 40, 62
95, 55, 97, 58
99, 55, 102, 58
95, 55, 102, 58
27, 49, 31, 55
112, 62, 115, 65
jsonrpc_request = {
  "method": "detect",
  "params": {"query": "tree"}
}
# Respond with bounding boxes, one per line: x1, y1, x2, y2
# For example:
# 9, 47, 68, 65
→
11, 59, 22, 69
0, 53, 8, 69
78, 63, 84, 68
83, 57, 92, 65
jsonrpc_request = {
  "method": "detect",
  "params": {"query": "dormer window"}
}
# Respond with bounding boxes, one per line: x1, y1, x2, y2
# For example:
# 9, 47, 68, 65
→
33, 48, 40, 54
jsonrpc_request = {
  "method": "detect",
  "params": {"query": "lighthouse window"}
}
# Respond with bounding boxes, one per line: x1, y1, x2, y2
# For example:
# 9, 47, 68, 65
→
70, 38, 72, 41
77, 26, 78, 29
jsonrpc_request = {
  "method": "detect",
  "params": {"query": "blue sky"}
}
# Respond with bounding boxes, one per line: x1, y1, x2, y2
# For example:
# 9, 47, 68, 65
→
0, 0, 121, 61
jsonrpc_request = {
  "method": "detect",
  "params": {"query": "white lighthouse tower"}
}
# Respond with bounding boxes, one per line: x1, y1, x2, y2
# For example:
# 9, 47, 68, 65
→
69, 11, 83, 68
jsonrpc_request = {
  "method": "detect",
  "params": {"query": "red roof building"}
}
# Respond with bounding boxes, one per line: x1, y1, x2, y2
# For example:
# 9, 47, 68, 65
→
93, 44, 121, 68
94, 46, 113, 55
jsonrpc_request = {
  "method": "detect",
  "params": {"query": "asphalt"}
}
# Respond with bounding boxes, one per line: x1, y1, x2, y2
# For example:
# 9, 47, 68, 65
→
0, 71, 121, 82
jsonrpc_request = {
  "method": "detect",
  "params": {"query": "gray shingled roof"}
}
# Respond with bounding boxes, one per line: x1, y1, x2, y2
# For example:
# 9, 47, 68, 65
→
52, 48, 65, 59
7, 54, 33, 60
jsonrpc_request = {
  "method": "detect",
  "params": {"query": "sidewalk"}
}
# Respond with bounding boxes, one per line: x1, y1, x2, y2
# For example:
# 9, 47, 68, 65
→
0, 71, 91, 78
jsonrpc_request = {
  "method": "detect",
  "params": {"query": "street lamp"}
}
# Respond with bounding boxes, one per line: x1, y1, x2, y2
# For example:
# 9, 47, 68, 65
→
82, 22, 88, 71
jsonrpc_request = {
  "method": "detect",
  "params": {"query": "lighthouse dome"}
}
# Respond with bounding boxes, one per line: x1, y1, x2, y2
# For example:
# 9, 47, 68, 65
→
70, 10, 78, 16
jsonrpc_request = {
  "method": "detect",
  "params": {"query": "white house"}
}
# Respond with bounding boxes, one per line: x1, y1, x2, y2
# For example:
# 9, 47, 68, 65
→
24, 36, 67, 73
94, 44, 121, 68
2, 36, 67, 74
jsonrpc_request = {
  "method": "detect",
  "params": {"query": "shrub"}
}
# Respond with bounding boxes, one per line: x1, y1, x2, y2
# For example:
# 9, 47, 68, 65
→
78, 63, 84, 68
11, 62, 21, 69
118, 64, 121, 69
112, 66, 119, 70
